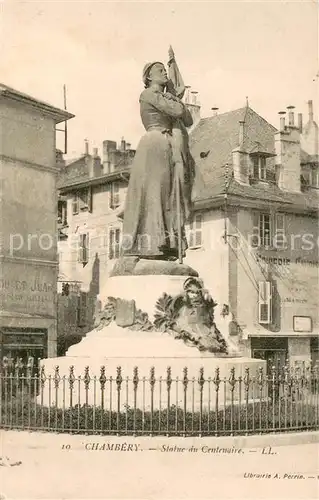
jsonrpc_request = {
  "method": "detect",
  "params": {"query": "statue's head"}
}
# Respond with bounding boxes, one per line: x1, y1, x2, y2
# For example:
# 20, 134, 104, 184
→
183, 277, 204, 307
143, 62, 168, 88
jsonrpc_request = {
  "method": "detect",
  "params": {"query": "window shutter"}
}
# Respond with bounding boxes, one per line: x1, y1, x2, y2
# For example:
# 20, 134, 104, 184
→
88, 186, 93, 213
258, 281, 272, 324
78, 234, 84, 262
188, 214, 202, 248
251, 212, 260, 248
115, 228, 121, 258
189, 231, 194, 248
109, 229, 114, 259
72, 195, 79, 215
195, 231, 202, 246
275, 213, 285, 232
84, 233, 89, 262
195, 214, 202, 229
114, 183, 120, 209
274, 213, 285, 249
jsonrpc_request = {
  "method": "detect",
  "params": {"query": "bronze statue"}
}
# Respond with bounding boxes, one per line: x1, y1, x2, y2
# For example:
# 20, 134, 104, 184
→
121, 48, 195, 262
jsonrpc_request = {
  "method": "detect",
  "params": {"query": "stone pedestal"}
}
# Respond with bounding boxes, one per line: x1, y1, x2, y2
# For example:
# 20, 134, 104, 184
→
39, 272, 266, 410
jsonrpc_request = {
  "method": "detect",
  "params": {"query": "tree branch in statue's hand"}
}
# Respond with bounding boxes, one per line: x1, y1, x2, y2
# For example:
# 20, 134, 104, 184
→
168, 45, 175, 63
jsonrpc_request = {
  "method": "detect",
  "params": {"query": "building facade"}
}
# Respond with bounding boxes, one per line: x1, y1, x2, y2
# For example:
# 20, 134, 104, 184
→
184, 100, 318, 368
0, 84, 73, 360
57, 99, 318, 368
56, 139, 134, 350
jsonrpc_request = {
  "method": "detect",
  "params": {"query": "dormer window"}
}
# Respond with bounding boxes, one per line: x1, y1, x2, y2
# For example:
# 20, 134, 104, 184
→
252, 155, 267, 180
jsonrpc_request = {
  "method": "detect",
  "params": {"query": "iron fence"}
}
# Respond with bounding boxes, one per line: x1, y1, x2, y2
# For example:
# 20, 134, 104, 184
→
0, 357, 318, 436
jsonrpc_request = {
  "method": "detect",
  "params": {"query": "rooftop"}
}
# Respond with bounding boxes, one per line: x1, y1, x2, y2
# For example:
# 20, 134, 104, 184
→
0, 83, 74, 123
190, 106, 318, 212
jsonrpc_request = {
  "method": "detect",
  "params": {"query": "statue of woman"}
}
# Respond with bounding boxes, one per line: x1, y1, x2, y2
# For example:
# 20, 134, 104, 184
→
121, 58, 195, 261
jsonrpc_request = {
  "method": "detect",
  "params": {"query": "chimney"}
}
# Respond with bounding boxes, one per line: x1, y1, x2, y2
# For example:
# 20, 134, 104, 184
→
275, 117, 301, 192
93, 147, 98, 157
211, 107, 219, 116
308, 100, 314, 122
239, 120, 245, 147
84, 139, 89, 155
103, 140, 117, 173
278, 111, 286, 132
287, 106, 295, 127
300, 99, 318, 155
298, 113, 303, 133
184, 90, 201, 131
55, 149, 65, 168
184, 85, 191, 104
191, 91, 198, 105
120, 137, 126, 151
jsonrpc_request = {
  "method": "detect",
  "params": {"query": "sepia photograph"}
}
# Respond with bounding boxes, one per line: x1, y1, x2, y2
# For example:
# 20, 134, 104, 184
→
0, 1, 318, 499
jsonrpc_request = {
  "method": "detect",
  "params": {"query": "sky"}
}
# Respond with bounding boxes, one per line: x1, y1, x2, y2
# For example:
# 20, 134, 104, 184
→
1, 1, 318, 158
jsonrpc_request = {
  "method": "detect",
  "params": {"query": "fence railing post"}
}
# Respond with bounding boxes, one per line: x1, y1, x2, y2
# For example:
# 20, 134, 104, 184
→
166, 367, 172, 435
0, 358, 318, 436
198, 367, 205, 436
133, 366, 139, 435
116, 366, 122, 434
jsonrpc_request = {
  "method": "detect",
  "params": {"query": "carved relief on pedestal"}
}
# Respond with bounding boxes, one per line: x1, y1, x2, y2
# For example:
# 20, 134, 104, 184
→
94, 277, 231, 355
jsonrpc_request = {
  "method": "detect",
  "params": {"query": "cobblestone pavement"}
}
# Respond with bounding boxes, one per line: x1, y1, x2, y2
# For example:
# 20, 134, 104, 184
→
0, 431, 318, 499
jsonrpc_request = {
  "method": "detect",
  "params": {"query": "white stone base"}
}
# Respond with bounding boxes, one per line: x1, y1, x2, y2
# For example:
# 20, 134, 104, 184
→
39, 274, 266, 410
39, 323, 266, 410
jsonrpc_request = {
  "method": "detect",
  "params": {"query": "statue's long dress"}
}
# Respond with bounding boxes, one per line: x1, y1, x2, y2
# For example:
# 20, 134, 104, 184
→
122, 88, 194, 259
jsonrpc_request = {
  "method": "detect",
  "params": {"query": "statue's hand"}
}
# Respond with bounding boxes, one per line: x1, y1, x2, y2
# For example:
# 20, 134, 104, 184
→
164, 92, 179, 102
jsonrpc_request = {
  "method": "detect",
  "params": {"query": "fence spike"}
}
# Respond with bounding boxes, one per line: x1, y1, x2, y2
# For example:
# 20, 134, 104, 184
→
243, 367, 250, 391
198, 367, 205, 390
183, 367, 188, 389
228, 366, 236, 391
40, 365, 46, 386
116, 366, 122, 389
84, 366, 91, 389
133, 366, 139, 390
54, 365, 61, 389
99, 366, 106, 390
257, 366, 264, 387
166, 366, 172, 390
150, 366, 155, 389
213, 367, 220, 390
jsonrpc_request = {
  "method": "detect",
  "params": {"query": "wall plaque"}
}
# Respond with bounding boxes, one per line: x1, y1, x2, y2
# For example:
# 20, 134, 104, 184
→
293, 316, 312, 333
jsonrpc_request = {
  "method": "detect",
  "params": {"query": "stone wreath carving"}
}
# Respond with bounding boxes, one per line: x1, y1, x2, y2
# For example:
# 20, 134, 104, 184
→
93, 277, 228, 354
153, 278, 228, 354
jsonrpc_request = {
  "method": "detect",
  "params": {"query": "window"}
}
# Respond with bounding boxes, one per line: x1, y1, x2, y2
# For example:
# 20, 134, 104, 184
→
252, 156, 267, 180
188, 213, 202, 248
311, 169, 319, 188
110, 182, 120, 210
78, 233, 89, 264
58, 200, 68, 226
109, 227, 121, 260
258, 281, 273, 324
252, 212, 286, 249
72, 188, 92, 214
259, 213, 271, 247
72, 195, 79, 215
